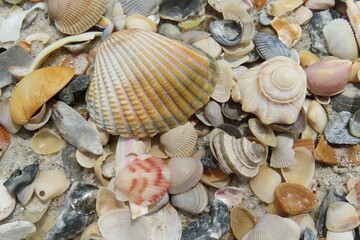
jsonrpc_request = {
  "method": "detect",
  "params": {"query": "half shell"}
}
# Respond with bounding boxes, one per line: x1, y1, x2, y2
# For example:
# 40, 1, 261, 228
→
30, 128, 65, 155
48, 0, 106, 35
86, 29, 218, 138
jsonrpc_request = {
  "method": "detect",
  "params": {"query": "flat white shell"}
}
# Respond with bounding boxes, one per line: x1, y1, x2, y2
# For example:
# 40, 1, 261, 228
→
34, 170, 70, 201
0, 221, 36, 240
0, 180, 16, 221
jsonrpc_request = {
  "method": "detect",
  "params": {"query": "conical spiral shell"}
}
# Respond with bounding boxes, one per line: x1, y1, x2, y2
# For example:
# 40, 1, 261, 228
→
86, 29, 219, 138
237, 56, 307, 125
48, 0, 106, 35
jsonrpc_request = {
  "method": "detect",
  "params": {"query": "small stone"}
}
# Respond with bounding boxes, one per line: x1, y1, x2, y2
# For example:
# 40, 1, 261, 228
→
57, 75, 91, 105
61, 145, 84, 183
324, 111, 360, 144
59, 53, 92, 76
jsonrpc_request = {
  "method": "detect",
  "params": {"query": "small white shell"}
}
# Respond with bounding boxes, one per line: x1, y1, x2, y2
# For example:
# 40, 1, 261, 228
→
24, 104, 52, 131
248, 118, 277, 147
325, 201, 360, 232
204, 100, 224, 127
326, 230, 355, 240
193, 37, 223, 59
125, 14, 157, 32
0, 221, 36, 240
0, 180, 16, 221
171, 182, 208, 214
34, 170, 70, 201
88, 118, 110, 146
307, 100, 328, 133
76, 149, 97, 168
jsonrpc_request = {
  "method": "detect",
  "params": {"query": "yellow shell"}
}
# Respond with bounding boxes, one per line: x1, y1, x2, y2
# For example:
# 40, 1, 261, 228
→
48, 0, 106, 35
86, 29, 219, 138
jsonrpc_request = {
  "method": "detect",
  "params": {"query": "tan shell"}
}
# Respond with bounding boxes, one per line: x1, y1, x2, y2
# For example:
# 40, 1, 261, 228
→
86, 29, 218, 138
30, 128, 65, 155
270, 133, 297, 168
23, 104, 52, 131
299, 50, 320, 69
248, 118, 277, 147
125, 14, 157, 32
276, 182, 319, 215
230, 206, 256, 240
249, 165, 282, 203
271, 17, 302, 48
159, 122, 197, 158
289, 213, 318, 236
34, 170, 70, 201
326, 230, 355, 240
192, 37, 223, 59
325, 201, 360, 232
293, 6, 313, 25
307, 100, 328, 133
201, 165, 231, 188
48, 0, 106, 35
305, 0, 335, 10
268, 0, 303, 17
237, 56, 307, 125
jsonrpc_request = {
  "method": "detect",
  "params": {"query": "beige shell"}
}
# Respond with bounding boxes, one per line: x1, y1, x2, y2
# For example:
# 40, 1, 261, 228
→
159, 122, 197, 158
305, 0, 335, 10
268, 0, 303, 17
270, 17, 302, 48
48, 0, 106, 35
96, 187, 125, 217
34, 170, 70, 201
237, 56, 307, 125
230, 206, 256, 240
325, 201, 360, 232
289, 213, 318, 236
293, 6, 313, 25
23, 104, 52, 131
30, 128, 65, 155
0, 180, 16, 221
281, 147, 315, 187
299, 50, 320, 69
201, 165, 231, 188
125, 14, 157, 32
248, 118, 277, 147
270, 133, 297, 168
86, 29, 218, 138
323, 19, 358, 60
326, 230, 355, 240
211, 60, 233, 103
192, 37, 223, 59
307, 100, 328, 133
249, 165, 282, 203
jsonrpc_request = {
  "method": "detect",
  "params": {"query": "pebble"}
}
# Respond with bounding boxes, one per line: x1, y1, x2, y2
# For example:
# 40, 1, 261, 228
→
57, 75, 91, 105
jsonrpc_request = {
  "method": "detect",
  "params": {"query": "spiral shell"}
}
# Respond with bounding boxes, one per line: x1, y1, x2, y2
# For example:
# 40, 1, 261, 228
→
86, 29, 218, 138
48, 0, 106, 35
237, 56, 307, 125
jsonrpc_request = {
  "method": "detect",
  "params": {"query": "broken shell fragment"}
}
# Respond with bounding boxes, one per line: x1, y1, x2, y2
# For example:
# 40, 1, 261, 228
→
325, 201, 360, 232
270, 17, 302, 48
214, 186, 243, 208
210, 20, 243, 46
125, 14, 157, 32
0, 99, 22, 134
30, 128, 65, 155
230, 206, 256, 240
204, 101, 224, 127
248, 118, 277, 147
34, 170, 70, 201
350, 109, 360, 137
96, 187, 125, 217
0, 180, 16, 221
0, 126, 10, 158
299, 50, 320, 68
0, 221, 36, 240
276, 182, 319, 215
269, 0, 303, 17
23, 104, 52, 131
211, 60, 233, 103
9, 67, 75, 125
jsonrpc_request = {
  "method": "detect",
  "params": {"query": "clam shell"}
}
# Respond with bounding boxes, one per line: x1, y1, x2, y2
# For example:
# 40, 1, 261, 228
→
237, 56, 306, 125
86, 29, 218, 138
211, 60, 233, 103
48, 0, 106, 35
325, 201, 360, 232
201, 165, 230, 188
210, 20, 243, 46
168, 157, 203, 194
254, 32, 291, 60
248, 118, 277, 147
299, 50, 320, 68
193, 36, 223, 59
305, 0, 335, 10
0, 126, 10, 158
204, 101, 224, 127
0, 180, 16, 221
276, 182, 319, 215
326, 230, 355, 240
0, 221, 36, 240
30, 128, 65, 155
230, 206, 256, 240
249, 165, 282, 203
0, 99, 22, 134
159, 0, 205, 22
293, 6, 313, 25
159, 122, 197, 158
307, 100, 328, 133
171, 182, 209, 214
119, 0, 159, 16
323, 19, 358, 60
115, 156, 170, 206
242, 214, 300, 240
289, 214, 318, 236
270, 133, 297, 168
271, 17, 302, 48
34, 170, 70, 201
268, 0, 303, 17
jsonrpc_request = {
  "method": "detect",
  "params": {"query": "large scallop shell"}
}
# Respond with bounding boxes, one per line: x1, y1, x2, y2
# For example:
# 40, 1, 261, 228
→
86, 29, 218, 138
48, 0, 106, 35
237, 56, 307, 125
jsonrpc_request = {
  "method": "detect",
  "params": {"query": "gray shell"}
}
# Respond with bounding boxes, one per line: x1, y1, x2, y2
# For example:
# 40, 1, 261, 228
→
210, 20, 243, 46
254, 32, 291, 60
119, 0, 159, 16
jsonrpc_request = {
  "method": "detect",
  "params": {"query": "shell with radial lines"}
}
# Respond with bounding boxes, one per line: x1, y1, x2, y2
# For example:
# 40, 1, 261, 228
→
86, 29, 219, 138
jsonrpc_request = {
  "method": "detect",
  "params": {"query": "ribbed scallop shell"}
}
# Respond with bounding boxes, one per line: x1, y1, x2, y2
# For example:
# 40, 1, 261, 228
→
119, 0, 159, 16
237, 56, 307, 125
48, 0, 106, 35
0, 126, 10, 158
254, 32, 291, 60
86, 29, 218, 138
270, 133, 297, 168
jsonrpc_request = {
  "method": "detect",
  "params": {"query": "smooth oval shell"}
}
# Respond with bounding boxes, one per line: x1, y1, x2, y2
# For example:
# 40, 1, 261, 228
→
171, 182, 208, 214
10, 67, 74, 124
86, 29, 218, 138
325, 201, 360, 232
0, 98, 22, 134
30, 128, 65, 155
230, 206, 256, 240
276, 182, 319, 215
48, 0, 106, 35
125, 14, 157, 32
269, 0, 303, 17
34, 170, 70, 201
307, 100, 328, 133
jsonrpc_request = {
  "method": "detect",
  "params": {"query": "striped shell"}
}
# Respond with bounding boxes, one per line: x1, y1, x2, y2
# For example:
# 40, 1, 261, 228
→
119, 0, 159, 16
0, 126, 10, 158
86, 29, 218, 138
48, 0, 106, 35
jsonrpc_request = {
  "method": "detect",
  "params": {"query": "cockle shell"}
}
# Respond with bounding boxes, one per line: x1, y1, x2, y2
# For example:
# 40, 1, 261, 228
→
86, 29, 218, 138
115, 156, 170, 206
0, 126, 10, 158
306, 57, 352, 96
346, 0, 360, 48
48, 0, 106, 35
323, 19, 358, 60
171, 182, 208, 214
237, 56, 307, 125
307, 100, 328, 133
119, 0, 159, 16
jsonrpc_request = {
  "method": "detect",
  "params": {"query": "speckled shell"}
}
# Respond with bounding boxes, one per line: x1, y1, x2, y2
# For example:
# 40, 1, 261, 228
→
48, 0, 106, 35
86, 29, 218, 138
237, 56, 307, 125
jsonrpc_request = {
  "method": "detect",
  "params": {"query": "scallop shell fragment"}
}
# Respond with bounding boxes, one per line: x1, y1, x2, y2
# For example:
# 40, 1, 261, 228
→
86, 29, 218, 138
254, 32, 291, 60
119, 0, 159, 16
270, 133, 297, 168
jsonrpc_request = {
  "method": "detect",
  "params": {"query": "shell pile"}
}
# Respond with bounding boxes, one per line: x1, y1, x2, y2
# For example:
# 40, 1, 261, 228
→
0, 0, 360, 240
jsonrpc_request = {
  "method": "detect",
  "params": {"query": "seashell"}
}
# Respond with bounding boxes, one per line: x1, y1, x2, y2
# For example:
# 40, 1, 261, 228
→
216, 123, 242, 139
270, 133, 297, 168
158, 23, 182, 40
193, 36, 223, 59
289, 214, 318, 236
223, 53, 249, 68
0, 99, 21, 134
222, 99, 247, 121
51, 101, 103, 155
293, 6, 313, 26
125, 14, 157, 32
9, 67, 74, 125
0, 221, 36, 240
88, 118, 109, 146
351, 59, 360, 83
181, 30, 211, 43
350, 109, 360, 137
230, 206, 256, 240
254, 32, 291, 60
0, 180, 16, 221
306, 57, 352, 96
213, 132, 266, 178
211, 60, 233, 102
242, 214, 301, 240
17, 174, 38, 206
119, 0, 159, 16
276, 182, 319, 215
254, 0, 266, 8
248, 118, 277, 147
307, 100, 328, 133
0, 126, 10, 159
171, 182, 208, 214
214, 186, 243, 208
326, 230, 355, 240
271, 17, 302, 48
346, 176, 360, 192
25, 32, 50, 44
159, 0, 206, 21
86, 29, 218, 138
94, 153, 114, 187
64, 40, 91, 53
80, 222, 101, 240
249, 165, 282, 203
208, 0, 253, 12
96, 187, 125, 217
159, 122, 197, 158
305, 0, 335, 10
325, 201, 360, 232
115, 156, 170, 206
201, 165, 231, 188
323, 19, 358, 60
178, 15, 206, 29
61, 145, 84, 183
270, 107, 307, 134
168, 157, 203, 194
222, 41, 254, 57
30, 128, 65, 155
23, 195, 51, 223
281, 147, 315, 187
48, 0, 106, 35
34, 170, 70, 201
204, 101, 224, 127
209, 20, 243, 46
268, 0, 303, 17
325, 111, 360, 145
299, 50, 320, 69
8, 66, 30, 80
23, 104, 52, 131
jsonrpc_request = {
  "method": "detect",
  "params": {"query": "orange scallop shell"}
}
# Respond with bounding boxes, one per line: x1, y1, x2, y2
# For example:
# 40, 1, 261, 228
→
0, 126, 10, 158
